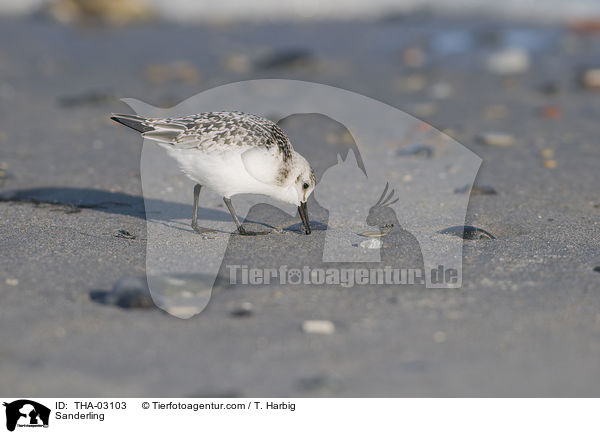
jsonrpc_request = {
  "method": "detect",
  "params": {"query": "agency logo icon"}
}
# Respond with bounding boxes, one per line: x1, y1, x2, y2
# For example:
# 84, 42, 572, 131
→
3, 400, 50, 432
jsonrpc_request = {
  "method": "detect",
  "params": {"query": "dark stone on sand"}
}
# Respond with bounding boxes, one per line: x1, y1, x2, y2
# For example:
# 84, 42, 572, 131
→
538, 81, 560, 95
256, 49, 315, 69
59, 88, 117, 107
114, 229, 136, 239
397, 144, 434, 158
229, 302, 254, 318
439, 225, 496, 240
91, 276, 155, 309
296, 374, 342, 394
454, 184, 497, 195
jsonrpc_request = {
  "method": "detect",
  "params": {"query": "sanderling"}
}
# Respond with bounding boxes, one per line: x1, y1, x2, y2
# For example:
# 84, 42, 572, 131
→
111, 111, 315, 235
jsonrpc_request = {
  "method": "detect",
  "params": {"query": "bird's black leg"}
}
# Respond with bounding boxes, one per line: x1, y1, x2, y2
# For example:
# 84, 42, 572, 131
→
192, 184, 218, 234
223, 197, 270, 236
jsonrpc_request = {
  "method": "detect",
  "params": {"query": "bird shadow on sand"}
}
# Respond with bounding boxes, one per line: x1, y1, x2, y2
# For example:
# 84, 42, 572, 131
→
0, 186, 319, 233
0, 186, 231, 222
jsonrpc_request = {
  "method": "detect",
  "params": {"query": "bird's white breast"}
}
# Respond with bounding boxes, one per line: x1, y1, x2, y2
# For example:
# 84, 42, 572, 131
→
166, 147, 290, 201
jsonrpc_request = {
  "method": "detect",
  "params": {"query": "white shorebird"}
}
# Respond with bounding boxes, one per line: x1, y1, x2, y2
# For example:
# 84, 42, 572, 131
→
111, 111, 315, 235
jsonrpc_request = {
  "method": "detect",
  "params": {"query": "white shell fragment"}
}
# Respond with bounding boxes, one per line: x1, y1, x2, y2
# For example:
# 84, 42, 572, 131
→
476, 132, 515, 147
486, 48, 530, 75
359, 239, 382, 249
302, 320, 335, 335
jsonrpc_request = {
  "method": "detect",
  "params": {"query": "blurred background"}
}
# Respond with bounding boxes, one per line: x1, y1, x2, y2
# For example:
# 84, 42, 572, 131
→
1, 0, 600, 397
5, 0, 600, 22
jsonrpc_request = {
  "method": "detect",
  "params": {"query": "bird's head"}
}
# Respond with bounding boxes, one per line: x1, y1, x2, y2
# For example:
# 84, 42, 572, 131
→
289, 153, 315, 234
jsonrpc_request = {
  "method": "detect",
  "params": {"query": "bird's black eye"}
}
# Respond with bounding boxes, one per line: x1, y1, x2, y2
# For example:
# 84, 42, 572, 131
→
303, 182, 309, 189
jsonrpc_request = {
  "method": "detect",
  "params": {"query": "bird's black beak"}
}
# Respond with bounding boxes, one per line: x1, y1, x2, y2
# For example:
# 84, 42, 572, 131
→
298, 201, 311, 234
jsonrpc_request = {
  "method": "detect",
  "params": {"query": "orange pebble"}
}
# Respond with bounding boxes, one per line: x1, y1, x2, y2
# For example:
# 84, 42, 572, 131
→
540, 105, 562, 119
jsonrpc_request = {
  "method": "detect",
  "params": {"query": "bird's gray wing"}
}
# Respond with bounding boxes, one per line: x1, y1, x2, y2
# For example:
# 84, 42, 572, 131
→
140, 112, 294, 162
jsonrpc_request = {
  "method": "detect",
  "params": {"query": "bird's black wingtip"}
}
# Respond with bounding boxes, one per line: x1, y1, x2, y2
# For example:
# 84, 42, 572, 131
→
110, 113, 129, 121
110, 113, 153, 133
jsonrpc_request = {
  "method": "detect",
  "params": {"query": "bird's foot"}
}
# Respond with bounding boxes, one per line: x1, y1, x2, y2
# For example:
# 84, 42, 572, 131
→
192, 223, 219, 235
237, 226, 271, 236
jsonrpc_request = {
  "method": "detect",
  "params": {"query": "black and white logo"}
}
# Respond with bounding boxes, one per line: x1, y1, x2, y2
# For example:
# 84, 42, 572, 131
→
3, 400, 50, 432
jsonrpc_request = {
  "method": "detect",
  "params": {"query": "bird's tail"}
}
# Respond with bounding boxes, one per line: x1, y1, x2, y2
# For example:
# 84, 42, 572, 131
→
110, 113, 155, 133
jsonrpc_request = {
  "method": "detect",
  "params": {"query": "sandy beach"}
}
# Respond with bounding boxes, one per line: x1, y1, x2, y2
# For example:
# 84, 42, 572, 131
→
1, 5, 600, 396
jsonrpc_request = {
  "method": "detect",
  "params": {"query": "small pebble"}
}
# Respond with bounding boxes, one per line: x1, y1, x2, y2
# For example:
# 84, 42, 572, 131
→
92, 276, 155, 309
540, 148, 555, 159
359, 231, 386, 238
476, 132, 515, 147
539, 105, 562, 119
230, 302, 254, 318
296, 374, 342, 393
454, 184, 497, 195
302, 320, 335, 335
59, 88, 116, 107
402, 47, 426, 68
483, 105, 509, 119
411, 102, 437, 117
472, 185, 497, 195
568, 19, 600, 35
325, 132, 339, 144
441, 126, 457, 136
144, 61, 200, 85
394, 74, 426, 92
5, 278, 19, 286
580, 68, 600, 89
256, 49, 314, 69
325, 131, 354, 145
397, 144, 434, 158
64, 205, 81, 214
543, 159, 558, 168
538, 81, 560, 96
486, 48, 530, 75
114, 229, 136, 239
428, 82, 453, 99
46, 0, 154, 25
359, 239, 382, 249
223, 54, 251, 74
439, 225, 496, 240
